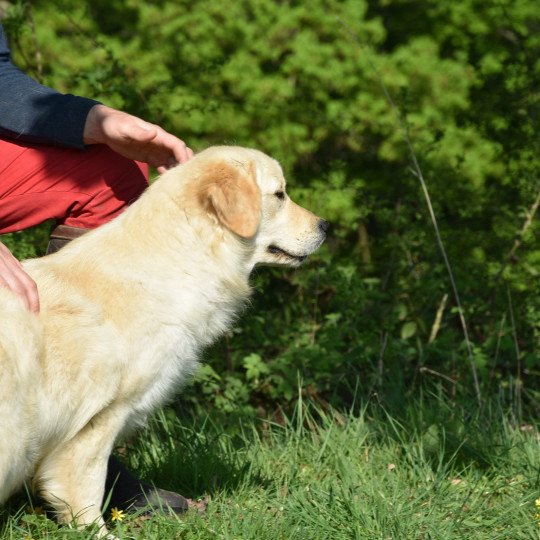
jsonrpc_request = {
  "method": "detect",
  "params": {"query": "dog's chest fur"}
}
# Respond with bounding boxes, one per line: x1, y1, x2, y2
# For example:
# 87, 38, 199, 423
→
119, 277, 248, 424
32, 254, 251, 447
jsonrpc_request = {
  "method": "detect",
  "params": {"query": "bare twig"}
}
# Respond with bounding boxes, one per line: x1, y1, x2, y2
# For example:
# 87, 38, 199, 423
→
419, 367, 459, 386
340, 20, 482, 405
377, 331, 388, 387
508, 188, 540, 259
496, 187, 540, 280
358, 222, 371, 264
488, 313, 507, 387
429, 293, 448, 344
506, 285, 522, 420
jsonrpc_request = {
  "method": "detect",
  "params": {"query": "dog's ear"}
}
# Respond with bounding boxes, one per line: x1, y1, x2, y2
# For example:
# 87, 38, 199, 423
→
201, 160, 261, 238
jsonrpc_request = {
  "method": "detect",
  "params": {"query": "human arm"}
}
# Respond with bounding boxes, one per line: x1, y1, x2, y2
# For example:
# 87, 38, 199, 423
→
0, 25, 192, 313
0, 100, 194, 313
0, 24, 99, 148
0, 25, 192, 167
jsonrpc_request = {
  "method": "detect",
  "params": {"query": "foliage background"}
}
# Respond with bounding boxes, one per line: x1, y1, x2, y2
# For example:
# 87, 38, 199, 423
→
1, 0, 539, 416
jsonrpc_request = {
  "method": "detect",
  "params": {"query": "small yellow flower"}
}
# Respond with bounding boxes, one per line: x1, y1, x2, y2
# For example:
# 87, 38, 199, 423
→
535, 498, 540, 508
110, 507, 126, 522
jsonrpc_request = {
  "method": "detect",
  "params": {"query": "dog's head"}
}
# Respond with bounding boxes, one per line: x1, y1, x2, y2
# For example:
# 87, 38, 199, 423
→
176, 146, 327, 269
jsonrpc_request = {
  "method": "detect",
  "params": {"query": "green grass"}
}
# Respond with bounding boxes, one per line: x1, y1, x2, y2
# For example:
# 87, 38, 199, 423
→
1, 394, 539, 539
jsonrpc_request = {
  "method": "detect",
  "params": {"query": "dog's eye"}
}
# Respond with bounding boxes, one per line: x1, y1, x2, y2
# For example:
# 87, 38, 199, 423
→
274, 191, 285, 200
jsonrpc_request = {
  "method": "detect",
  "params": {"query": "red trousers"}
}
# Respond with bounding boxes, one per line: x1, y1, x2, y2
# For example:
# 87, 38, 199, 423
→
0, 139, 149, 234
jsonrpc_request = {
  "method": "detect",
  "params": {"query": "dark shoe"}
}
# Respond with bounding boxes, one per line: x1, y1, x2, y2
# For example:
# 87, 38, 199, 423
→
46, 224, 88, 254
104, 456, 189, 515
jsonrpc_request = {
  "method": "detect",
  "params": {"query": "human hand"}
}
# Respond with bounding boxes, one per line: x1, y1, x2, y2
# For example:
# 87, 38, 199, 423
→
83, 104, 194, 173
0, 242, 39, 314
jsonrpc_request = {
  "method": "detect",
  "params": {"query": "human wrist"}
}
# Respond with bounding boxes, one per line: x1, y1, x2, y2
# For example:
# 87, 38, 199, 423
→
83, 104, 113, 145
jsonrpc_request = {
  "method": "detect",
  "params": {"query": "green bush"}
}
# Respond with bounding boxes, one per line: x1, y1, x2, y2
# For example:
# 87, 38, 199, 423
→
2, 0, 539, 414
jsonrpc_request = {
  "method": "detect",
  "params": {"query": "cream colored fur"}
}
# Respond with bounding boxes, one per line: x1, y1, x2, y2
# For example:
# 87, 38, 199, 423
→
0, 146, 326, 535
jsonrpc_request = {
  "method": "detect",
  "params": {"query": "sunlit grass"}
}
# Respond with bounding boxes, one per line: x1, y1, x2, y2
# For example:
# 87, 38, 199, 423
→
2, 394, 539, 539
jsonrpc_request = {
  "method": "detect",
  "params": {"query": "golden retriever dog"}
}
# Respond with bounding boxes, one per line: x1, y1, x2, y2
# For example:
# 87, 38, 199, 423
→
0, 146, 327, 535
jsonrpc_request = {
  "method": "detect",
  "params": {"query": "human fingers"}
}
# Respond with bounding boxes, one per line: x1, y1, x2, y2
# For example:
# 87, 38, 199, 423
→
0, 244, 40, 313
154, 128, 192, 165
1, 264, 40, 314
173, 141, 193, 165
154, 136, 193, 174
115, 120, 191, 169
156, 147, 194, 174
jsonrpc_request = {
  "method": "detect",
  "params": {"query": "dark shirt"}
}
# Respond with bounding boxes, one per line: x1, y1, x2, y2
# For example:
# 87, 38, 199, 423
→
0, 24, 99, 148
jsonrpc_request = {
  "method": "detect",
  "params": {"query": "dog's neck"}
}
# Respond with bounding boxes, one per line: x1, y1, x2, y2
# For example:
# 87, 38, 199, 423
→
108, 184, 254, 312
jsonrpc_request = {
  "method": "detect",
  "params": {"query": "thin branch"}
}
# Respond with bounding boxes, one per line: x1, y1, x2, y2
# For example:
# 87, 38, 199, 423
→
340, 20, 481, 405
506, 285, 522, 420
429, 293, 448, 344
377, 331, 388, 387
488, 312, 507, 388
419, 367, 459, 386
496, 187, 540, 280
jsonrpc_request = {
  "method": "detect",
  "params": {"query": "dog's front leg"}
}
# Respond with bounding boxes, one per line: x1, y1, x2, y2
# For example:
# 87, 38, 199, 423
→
33, 407, 129, 536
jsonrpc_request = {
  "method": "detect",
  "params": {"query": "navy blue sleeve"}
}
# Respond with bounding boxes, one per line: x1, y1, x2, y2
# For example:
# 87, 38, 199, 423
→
0, 24, 100, 149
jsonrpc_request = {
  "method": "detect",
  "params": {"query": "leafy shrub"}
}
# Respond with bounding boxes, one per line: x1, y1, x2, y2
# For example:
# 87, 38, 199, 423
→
2, 0, 539, 414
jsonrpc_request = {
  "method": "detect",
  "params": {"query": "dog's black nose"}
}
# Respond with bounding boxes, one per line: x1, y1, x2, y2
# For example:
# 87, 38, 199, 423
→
318, 219, 330, 234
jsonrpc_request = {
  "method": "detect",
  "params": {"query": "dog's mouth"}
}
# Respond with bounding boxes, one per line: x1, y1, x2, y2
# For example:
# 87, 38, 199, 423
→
267, 245, 307, 263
